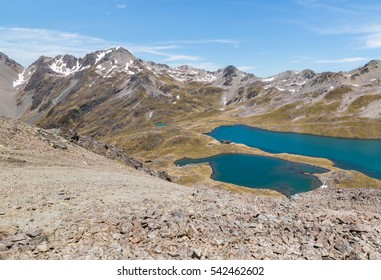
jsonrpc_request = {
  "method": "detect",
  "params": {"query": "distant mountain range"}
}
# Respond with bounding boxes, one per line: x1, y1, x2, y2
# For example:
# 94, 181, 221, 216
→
1, 47, 381, 146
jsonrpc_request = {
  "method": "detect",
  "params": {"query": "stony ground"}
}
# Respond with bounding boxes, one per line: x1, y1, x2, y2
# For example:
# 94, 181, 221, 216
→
1, 117, 380, 260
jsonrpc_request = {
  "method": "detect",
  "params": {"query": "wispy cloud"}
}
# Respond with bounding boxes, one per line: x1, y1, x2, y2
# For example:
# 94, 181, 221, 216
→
0, 26, 111, 66
314, 57, 370, 64
127, 44, 201, 63
237, 65, 256, 72
294, 0, 381, 50
313, 24, 381, 36
146, 38, 240, 68
295, 0, 358, 15
153, 39, 240, 48
363, 31, 381, 49
0, 26, 232, 71
127, 44, 179, 55
161, 54, 200, 62
312, 24, 381, 49
116, 4, 126, 9
292, 55, 370, 65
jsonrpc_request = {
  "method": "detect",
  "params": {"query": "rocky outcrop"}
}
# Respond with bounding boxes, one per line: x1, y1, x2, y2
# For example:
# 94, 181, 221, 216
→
59, 128, 171, 181
0, 53, 23, 118
0, 52, 23, 71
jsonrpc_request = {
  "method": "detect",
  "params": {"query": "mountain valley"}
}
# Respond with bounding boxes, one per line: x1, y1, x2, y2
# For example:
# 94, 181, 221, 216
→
1, 48, 381, 193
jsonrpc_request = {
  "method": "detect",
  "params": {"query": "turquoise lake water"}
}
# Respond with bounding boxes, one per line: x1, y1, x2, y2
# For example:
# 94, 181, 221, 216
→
175, 124, 381, 195
175, 154, 328, 196
208, 125, 381, 180
155, 123, 168, 127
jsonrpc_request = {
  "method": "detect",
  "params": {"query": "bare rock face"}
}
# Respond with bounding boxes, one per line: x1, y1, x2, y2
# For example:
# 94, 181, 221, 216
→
0, 53, 23, 72
58, 128, 171, 181
0, 53, 24, 118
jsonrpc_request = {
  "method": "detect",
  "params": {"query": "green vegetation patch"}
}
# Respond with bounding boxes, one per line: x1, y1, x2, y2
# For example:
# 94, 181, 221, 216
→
346, 94, 381, 114
324, 86, 352, 100
303, 101, 340, 116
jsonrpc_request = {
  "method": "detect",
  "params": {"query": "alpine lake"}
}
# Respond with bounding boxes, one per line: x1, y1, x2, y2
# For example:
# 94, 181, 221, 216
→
175, 125, 381, 196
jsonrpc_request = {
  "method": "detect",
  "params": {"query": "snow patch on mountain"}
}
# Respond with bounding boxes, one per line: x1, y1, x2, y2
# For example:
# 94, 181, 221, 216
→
262, 77, 274, 82
50, 58, 89, 76
12, 66, 36, 88
13, 70, 26, 87
125, 61, 133, 71
222, 97, 227, 106
95, 57, 143, 78
95, 49, 113, 64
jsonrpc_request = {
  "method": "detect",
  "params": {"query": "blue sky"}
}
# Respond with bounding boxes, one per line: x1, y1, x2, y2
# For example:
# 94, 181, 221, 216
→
1, 0, 381, 77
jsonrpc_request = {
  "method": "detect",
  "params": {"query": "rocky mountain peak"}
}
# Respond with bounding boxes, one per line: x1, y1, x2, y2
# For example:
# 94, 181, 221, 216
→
272, 70, 303, 81
92, 47, 136, 65
0, 52, 23, 72
0, 53, 23, 119
31, 56, 53, 67
300, 69, 316, 79
177, 65, 196, 71
26, 55, 78, 77
105, 47, 136, 65
52, 47, 137, 71
222, 65, 239, 78
145, 61, 170, 70
111, 46, 135, 57
358, 59, 381, 75
81, 52, 98, 68
310, 71, 343, 85
363, 59, 381, 68
58, 54, 79, 69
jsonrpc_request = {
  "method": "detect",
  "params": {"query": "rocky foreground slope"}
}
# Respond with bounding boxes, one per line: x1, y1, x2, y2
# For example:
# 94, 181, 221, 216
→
0, 117, 380, 260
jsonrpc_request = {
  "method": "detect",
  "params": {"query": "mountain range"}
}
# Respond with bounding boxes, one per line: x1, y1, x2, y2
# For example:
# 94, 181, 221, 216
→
2, 47, 381, 129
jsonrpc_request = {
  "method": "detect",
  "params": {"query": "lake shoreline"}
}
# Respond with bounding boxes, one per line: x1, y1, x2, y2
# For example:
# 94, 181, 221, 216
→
175, 153, 329, 196
170, 122, 381, 196
207, 124, 381, 181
